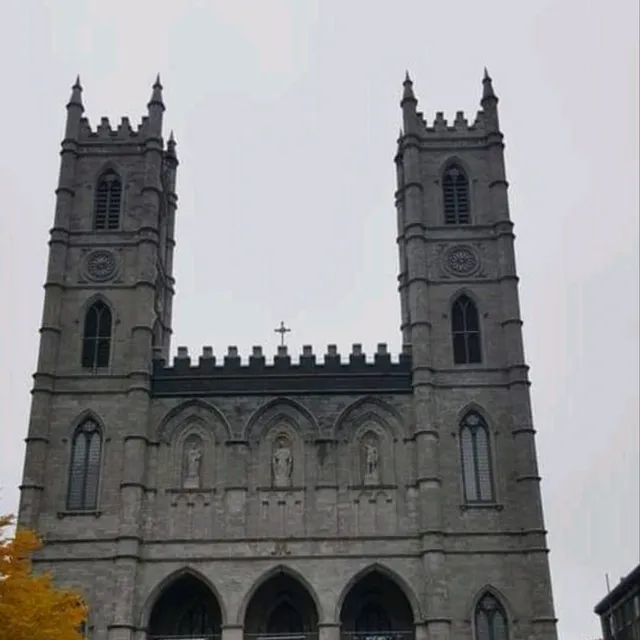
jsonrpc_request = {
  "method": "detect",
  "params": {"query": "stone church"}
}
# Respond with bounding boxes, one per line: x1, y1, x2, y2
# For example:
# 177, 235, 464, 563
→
17, 71, 558, 640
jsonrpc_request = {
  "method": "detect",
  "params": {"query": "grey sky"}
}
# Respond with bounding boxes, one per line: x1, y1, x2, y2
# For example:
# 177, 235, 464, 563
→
0, 1, 638, 638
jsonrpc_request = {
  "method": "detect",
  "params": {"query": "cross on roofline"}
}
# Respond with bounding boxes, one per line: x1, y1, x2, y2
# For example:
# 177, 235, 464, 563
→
274, 321, 291, 346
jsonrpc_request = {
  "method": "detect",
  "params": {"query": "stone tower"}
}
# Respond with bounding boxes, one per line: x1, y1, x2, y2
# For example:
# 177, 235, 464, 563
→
18, 72, 558, 640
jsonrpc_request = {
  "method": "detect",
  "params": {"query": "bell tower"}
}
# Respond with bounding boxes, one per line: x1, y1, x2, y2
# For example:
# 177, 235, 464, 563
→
19, 75, 178, 527
395, 70, 558, 640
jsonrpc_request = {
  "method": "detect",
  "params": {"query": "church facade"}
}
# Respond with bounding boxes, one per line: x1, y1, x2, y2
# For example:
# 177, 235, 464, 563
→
17, 72, 558, 640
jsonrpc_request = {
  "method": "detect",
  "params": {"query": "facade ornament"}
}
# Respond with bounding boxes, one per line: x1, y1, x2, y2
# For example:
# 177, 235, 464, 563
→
272, 436, 293, 487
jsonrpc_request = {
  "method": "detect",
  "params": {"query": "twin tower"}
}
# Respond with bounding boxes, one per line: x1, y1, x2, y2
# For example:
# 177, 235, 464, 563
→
18, 72, 558, 640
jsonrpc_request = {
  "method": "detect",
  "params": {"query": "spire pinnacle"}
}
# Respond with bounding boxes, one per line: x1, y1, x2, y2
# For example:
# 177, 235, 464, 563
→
482, 67, 497, 101
402, 70, 416, 102
167, 129, 177, 154
148, 73, 164, 107
67, 75, 84, 109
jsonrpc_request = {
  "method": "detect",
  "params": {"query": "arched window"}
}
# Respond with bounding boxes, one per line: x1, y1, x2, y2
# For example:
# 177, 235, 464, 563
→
443, 163, 470, 224
475, 593, 509, 640
67, 419, 102, 511
82, 300, 112, 369
451, 294, 482, 364
460, 412, 495, 503
94, 170, 122, 230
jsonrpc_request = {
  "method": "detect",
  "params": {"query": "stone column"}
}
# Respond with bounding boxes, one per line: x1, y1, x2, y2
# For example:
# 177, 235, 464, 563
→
319, 622, 340, 640
222, 624, 244, 640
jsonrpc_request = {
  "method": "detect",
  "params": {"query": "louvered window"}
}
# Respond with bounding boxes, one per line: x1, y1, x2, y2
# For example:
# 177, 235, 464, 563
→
81, 300, 112, 369
443, 164, 470, 224
475, 594, 508, 640
94, 170, 122, 230
460, 412, 495, 503
67, 420, 102, 511
452, 294, 482, 364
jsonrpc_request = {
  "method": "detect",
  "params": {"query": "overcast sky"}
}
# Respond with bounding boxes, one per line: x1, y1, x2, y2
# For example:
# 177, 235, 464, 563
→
0, 1, 638, 638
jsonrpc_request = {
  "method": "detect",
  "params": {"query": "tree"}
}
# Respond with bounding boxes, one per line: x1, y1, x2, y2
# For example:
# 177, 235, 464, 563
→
0, 514, 87, 640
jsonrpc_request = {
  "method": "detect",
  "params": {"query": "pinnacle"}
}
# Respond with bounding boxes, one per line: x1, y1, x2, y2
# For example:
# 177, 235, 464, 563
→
67, 75, 84, 109
148, 73, 165, 108
402, 70, 416, 102
482, 66, 497, 101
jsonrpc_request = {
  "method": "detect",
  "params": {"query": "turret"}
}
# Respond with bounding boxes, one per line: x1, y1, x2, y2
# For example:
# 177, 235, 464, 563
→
64, 75, 84, 140
481, 67, 500, 133
147, 73, 165, 137
400, 71, 419, 135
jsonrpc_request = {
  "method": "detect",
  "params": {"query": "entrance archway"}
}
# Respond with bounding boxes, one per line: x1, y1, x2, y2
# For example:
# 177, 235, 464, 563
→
148, 573, 222, 639
340, 570, 414, 640
244, 571, 319, 638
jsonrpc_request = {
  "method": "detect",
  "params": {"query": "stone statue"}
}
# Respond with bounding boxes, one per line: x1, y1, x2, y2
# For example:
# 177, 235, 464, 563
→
183, 440, 202, 489
363, 440, 380, 485
272, 437, 293, 487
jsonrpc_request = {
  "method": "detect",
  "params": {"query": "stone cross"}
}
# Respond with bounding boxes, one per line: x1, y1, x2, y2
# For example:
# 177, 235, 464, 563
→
274, 321, 291, 346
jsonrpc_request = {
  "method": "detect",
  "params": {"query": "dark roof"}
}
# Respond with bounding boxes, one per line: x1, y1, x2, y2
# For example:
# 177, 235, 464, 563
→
594, 563, 640, 614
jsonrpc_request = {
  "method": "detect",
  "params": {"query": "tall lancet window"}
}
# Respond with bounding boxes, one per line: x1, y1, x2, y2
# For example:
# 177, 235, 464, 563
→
67, 419, 103, 511
443, 163, 470, 224
451, 294, 482, 364
82, 300, 112, 370
475, 593, 509, 640
94, 170, 122, 230
460, 411, 495, 503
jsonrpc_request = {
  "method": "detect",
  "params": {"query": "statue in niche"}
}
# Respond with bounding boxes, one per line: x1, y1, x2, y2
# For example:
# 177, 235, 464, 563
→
272, 435, 293, 488
183, 437, 203, 489
362, 435, 380, 486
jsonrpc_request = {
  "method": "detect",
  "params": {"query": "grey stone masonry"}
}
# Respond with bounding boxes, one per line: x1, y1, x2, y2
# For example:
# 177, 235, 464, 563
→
18, 72, 558, 640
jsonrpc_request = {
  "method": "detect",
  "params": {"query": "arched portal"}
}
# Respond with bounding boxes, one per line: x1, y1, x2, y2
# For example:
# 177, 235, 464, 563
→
148, 573, 222, 639
244, 572, 318, 638
340, 571, 414, 640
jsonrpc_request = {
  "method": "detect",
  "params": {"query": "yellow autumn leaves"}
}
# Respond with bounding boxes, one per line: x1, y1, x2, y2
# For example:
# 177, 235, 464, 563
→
0, 514, 88, 640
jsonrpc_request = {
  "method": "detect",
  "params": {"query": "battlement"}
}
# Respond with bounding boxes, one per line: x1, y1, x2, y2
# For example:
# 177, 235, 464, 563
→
77, 115, 153, 142
151, 343, 413, 396
401, 69, 499, 142
65, 75, 167, 146
409, 109, 488, 138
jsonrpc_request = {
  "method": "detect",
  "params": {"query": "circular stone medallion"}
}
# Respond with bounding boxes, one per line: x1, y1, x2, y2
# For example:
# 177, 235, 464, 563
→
444, 245, 480, 277
85, 249, 118, 282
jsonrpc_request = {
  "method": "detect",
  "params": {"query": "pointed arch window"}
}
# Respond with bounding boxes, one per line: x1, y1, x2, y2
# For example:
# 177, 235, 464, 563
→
452, 294, 482, 364
460, 412, 495, 503
82, 300, 112, 369
67, 419, 102, 511
475, 593, 509, 640
443, 163, 470, 224
94, 170, 122, 230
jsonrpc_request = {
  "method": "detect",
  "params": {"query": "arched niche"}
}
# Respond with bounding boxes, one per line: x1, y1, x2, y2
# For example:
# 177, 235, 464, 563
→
156, 400, 232, 490
244, 398, 318, 488
335, 398, 405, 487
350, 419, 393, 487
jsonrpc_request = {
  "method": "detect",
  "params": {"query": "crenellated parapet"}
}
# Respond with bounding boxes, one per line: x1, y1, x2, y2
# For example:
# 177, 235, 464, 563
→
76, 115, 156, 142
64, 75, 168, 146
400, 68, 499, 144
151, 343, 413, 396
